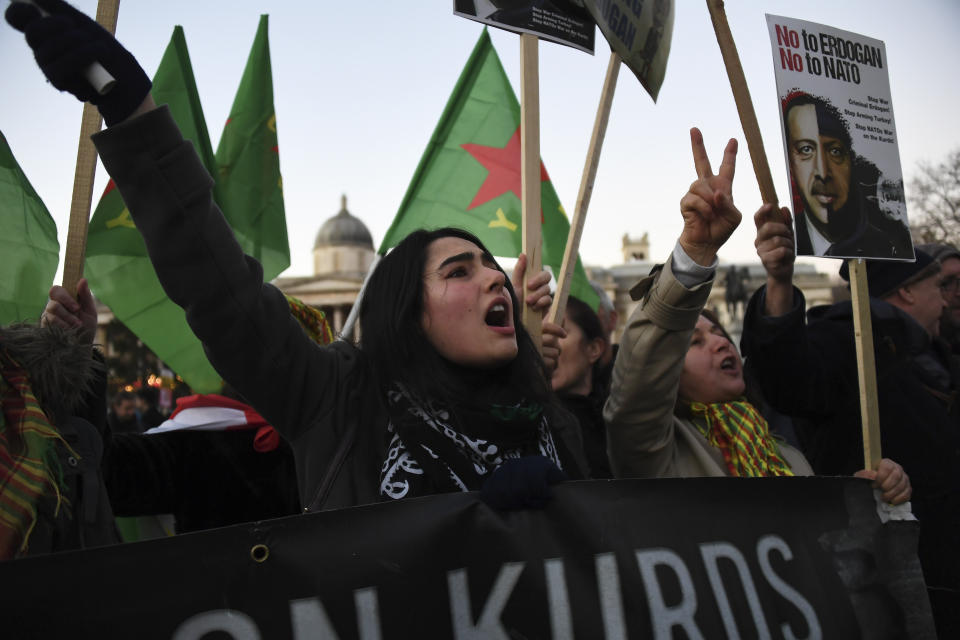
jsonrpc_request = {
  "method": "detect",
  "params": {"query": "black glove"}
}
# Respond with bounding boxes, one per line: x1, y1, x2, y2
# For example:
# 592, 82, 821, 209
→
6, 0, 151, 126
480, 455, 567, 510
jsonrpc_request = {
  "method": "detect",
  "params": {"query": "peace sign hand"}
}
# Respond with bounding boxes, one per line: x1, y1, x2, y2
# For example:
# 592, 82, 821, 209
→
678, 128, 741, 266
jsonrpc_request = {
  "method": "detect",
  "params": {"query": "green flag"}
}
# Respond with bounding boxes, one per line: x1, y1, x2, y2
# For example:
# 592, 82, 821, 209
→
85, 26, 222, 393
215, 14, 289, 281
381, 29, 598, 310
0, 131, 59, 325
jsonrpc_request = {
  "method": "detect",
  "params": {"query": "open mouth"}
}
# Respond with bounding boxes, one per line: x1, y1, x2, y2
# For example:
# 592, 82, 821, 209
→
485, 303, 509, 327
720, 356, 737, 371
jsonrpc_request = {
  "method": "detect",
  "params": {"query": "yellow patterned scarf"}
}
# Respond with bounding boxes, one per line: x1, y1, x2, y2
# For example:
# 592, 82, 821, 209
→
689, 400, 794, 477
285, 295, 335, 346
0, 349, 75, 558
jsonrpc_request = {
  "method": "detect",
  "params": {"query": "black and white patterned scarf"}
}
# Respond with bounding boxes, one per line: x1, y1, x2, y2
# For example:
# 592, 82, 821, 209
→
379, 383, 562, 500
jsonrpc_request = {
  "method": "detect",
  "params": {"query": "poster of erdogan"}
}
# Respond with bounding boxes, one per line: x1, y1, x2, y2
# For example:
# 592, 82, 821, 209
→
767, 14, 913, 261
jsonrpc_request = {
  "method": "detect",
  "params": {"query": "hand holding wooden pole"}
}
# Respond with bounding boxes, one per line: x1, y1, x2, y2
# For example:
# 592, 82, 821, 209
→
61, 0, 120, 297
849, 259, 883, 469
707, 0, 882, 465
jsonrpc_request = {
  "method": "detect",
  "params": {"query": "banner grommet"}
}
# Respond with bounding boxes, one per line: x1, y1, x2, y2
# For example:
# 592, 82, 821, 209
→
250, 544, 269, 563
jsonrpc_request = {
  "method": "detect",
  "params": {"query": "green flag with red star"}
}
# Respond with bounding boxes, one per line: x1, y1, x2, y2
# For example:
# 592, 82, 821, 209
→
85, 19, 288, 394
85, 26, 222, 393
0, 130, 59, 326
215, 14, 288, 281
381, 29, 598, 310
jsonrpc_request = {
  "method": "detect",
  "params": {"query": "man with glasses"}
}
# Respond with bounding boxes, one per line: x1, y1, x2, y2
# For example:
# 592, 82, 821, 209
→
743, 235, 960, 635
919, 242, 960, 355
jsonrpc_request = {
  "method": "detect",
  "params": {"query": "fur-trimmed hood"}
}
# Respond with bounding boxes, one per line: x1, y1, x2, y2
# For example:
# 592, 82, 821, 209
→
0, 324, 104, 424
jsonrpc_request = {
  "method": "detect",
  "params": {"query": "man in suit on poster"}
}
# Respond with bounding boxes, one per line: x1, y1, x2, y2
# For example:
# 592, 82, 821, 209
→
783, 92, 912, 259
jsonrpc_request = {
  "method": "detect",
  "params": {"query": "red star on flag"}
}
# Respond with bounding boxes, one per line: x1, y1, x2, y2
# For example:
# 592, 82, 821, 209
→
462, 125, 549, 211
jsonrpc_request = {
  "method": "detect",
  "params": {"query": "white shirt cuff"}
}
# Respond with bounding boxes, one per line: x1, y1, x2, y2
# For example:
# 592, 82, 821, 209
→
671, 241, 717, 288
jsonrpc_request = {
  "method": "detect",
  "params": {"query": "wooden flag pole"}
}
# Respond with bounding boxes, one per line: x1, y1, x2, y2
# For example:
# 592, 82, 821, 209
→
548, 51, 621, 325
61, 0, 121, 297
706, 0, 882, 466
849, 259, 883, 469
520, 33, 542, 349
705, 0, 777, 206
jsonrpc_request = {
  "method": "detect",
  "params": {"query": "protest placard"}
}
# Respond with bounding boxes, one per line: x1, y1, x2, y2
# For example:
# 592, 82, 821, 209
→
454, 0, 595, 54
767, 15, 913, 260
584, 0, 673, 101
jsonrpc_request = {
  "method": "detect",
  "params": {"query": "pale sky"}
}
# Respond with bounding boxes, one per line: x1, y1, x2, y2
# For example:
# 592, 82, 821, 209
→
2, 1, 958, 282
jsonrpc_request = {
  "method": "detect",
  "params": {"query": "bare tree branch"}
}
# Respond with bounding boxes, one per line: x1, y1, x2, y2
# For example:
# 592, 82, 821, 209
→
909, 148, 960, 246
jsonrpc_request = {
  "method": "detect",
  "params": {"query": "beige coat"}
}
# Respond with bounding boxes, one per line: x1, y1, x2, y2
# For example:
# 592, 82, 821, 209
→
603, 258, 812, 478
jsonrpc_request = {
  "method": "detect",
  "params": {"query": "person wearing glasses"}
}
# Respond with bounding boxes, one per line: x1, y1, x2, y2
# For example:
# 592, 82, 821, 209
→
918, 243, 960, 356
744, 209, 960, 634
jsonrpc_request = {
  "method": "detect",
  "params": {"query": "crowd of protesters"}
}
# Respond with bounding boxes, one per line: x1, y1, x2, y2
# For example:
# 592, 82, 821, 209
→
3, 0, 960, 636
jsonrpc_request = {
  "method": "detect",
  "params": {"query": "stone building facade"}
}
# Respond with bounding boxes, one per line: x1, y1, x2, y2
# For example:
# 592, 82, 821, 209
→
586, 234, 835, 346
274, 195, 375, 336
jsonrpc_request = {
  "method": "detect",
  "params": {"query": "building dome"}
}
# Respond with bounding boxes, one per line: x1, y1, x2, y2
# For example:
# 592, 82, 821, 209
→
314, 195, 374, 250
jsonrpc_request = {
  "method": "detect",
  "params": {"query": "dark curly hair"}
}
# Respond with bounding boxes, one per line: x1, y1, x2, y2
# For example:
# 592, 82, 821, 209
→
782, 90, 852, 150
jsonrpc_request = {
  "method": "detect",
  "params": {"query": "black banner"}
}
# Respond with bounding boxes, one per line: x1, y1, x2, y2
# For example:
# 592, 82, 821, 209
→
454, 0, 596, 55
1, 478, 935, 638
